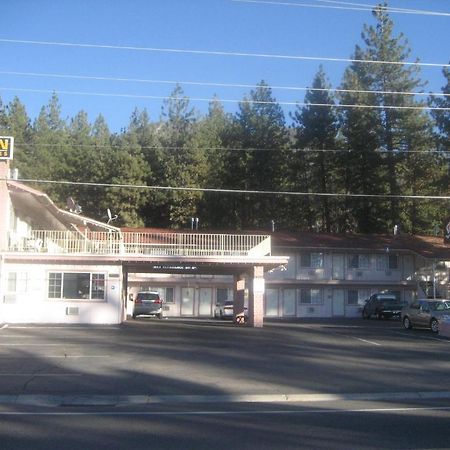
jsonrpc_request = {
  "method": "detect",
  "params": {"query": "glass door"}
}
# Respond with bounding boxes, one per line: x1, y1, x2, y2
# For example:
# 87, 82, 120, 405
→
181, 287, 195, 316
198, 288, 213, 316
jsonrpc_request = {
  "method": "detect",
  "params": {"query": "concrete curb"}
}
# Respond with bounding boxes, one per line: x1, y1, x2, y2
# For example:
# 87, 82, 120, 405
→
2, 391, 450, 407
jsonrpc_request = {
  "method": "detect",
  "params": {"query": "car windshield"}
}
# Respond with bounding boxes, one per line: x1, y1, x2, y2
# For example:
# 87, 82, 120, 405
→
224, 301, 233, 306
381, 298, 400, 305
430, 301, 450, 311
138, 293, 159, 301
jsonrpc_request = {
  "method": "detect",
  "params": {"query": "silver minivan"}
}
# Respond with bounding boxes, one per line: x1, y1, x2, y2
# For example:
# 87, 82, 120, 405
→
132, 291, 163, 319
401, 299, 450, 333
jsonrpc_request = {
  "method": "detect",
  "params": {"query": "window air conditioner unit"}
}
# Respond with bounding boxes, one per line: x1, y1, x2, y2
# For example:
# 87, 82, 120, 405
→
66, 307, 79, 316
3, 294, 16, 304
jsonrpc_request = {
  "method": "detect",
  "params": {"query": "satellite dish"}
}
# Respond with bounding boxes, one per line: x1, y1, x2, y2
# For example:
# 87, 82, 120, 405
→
67, 197, 82, 214
107, 208, 118, 224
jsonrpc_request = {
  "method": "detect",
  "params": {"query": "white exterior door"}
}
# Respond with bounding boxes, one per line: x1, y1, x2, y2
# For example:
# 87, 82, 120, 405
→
332, 254, 345, 280
198, 288, 212, 316
333, 289, 345, 316
181, 287, 195, 316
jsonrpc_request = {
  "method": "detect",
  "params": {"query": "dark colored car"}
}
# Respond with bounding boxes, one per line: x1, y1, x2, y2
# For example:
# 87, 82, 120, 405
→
362, 293, 403, 320
132, 291, 163, 319
402, 299, 450, 333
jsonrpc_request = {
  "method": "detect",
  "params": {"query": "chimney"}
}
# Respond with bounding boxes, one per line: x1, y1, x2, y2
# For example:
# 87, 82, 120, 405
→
0, 160, 11, 251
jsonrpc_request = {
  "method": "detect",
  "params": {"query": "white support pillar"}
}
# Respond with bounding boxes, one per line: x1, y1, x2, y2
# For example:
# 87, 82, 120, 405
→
234, 274, 246, 324
247, 265, 265, 328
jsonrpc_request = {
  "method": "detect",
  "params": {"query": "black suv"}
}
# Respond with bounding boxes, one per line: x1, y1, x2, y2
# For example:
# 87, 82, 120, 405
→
362, 293, 403, 320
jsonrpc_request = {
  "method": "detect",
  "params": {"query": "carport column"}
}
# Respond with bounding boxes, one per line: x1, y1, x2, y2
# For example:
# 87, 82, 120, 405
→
248, 266, 265, 328
233, 273, 246, 323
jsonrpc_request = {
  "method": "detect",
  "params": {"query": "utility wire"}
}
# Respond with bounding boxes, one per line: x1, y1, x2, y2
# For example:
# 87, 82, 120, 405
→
232, 0, 450, 17
0, 38, 448, 68
1, 86, 449, 111
12, 142, 450, 156
0, 70, 448, 98
6, 178, 450, 201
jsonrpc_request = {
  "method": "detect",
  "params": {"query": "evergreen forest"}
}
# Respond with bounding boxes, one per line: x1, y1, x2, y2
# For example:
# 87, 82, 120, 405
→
1, 8, 449, 235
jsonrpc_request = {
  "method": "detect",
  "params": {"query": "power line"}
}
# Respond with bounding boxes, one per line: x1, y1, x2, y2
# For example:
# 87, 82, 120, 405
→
7, 178, 450, 201
232, 0, 450, 17
1, 86, 449, 111
0, 38, 448, 68
12, 142, 450, 156
0, 70, 448, 98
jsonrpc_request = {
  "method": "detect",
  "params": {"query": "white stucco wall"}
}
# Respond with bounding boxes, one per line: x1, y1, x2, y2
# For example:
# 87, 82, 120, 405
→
0, 262, 123, 324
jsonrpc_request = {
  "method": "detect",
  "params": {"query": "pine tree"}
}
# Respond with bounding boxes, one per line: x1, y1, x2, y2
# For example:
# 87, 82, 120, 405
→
1, 97, 33, 177
339, 3, 438, 233
30, 93, 70, 203
157, 85, 202, 227
225, 81, 287, 229
291, 67, 340, 232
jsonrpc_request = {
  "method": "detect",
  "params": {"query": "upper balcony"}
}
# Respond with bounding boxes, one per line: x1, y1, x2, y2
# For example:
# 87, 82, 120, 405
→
6, 230, 272, 258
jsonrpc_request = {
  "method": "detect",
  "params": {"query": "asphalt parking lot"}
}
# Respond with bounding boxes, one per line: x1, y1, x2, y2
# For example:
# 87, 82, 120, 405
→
1, 317, 449, 401
2, 318, 450, 450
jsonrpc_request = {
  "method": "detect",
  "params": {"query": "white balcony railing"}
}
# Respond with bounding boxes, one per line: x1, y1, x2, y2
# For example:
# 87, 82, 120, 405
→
7, 230, 271, 258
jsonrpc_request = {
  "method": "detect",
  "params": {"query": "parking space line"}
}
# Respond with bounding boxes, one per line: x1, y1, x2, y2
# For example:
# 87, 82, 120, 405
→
1, 405, 450, 417
0, 373, 82, 377
355, 338, 381, 346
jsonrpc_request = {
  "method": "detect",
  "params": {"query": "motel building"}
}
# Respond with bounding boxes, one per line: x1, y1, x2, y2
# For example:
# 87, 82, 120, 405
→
1, 147, 450, 326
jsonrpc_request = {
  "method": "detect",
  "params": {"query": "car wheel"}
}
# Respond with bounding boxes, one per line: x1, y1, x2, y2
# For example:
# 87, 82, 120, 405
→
362, 309, 368, 319
403, 316, 412, 330
430, 318, 439, 333
377, 311, 384, 320
157, 313, 163, 319
132, 314, 137, 320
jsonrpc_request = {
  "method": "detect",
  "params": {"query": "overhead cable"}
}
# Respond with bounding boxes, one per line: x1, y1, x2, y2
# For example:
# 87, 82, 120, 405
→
6, 178, 450, 201
231, 0, 450, 17
12, 142, 450, 156
0, 70, 448, 98
1, 87, 449, 111
0, 38, 448, 68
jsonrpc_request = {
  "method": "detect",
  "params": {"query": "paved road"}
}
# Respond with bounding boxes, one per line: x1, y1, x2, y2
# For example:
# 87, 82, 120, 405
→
1, 318, 450, 449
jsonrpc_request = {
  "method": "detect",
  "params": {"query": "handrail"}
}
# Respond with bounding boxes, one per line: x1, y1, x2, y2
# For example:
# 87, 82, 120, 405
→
7, 230, 272, 257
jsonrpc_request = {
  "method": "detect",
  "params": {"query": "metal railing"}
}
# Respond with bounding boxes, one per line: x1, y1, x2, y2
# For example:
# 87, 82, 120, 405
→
7, 230, 271, 257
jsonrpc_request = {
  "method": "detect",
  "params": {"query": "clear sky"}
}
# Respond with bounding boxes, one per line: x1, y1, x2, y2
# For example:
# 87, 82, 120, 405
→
1, 0, 449, 132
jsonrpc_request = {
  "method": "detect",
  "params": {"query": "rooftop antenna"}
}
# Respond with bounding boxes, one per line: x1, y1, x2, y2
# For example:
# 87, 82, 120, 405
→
107, 208, 118, 224
66, 197, 82, 214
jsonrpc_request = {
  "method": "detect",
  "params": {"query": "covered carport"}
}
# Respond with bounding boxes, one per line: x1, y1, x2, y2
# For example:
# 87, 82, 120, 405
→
122, 253, 289, 327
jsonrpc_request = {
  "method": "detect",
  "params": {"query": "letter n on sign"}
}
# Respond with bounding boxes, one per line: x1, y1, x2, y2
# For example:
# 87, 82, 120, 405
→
0, 136, 14, 160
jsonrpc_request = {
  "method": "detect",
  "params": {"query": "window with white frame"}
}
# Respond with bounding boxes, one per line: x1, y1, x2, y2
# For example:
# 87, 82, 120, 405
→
299, 288, 323, 305
7, 272, 28, 293
347, 289, 369, 306
6, 272, 28, 293
376, 254, 399, 270
149, 287, 174, 303
348, 254, 370, 270
300, 252, 324, 268
48, 272, 106, 300
216, 288, 232, 305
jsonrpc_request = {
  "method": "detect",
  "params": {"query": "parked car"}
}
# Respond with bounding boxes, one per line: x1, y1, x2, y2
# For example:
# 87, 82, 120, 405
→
132, 291, 163, 319
362, 293, 403, 320
214, 300, 234, 319
214, 300, 247, 322
402, 299, 450, 333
